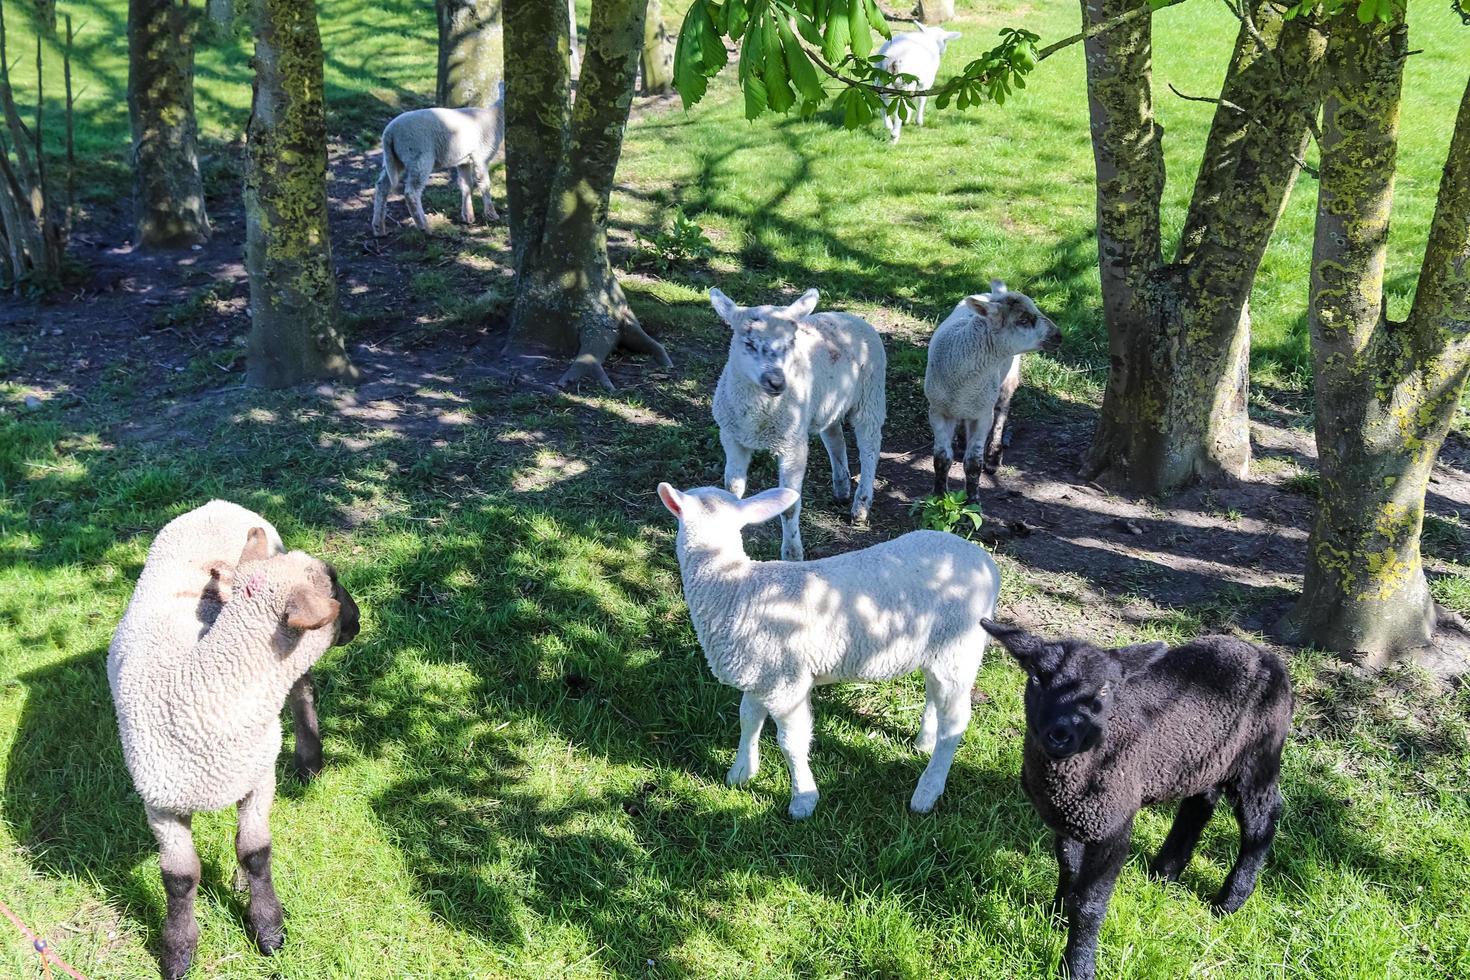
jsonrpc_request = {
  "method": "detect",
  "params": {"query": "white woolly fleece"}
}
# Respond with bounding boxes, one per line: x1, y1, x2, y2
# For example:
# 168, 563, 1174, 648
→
924, 298, 1021, 423
108, 502, 335, 816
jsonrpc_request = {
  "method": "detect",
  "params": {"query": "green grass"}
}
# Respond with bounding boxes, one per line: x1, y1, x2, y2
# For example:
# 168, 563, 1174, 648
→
4, 1, 1470, 978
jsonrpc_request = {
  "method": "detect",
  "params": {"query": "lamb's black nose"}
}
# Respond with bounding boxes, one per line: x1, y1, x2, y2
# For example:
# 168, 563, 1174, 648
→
1043, 724, 1075, 755
759, 369, 786, 394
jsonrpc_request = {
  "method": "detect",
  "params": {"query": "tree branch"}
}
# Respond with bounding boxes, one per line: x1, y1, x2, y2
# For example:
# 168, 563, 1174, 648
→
1167, 81, 1320, 178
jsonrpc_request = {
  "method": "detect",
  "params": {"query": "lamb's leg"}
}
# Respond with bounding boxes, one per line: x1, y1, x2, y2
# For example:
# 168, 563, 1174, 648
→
1051, 833, 1084, 920
720, 429, 753, 499
1213, 783, 1282, 914
961, 410, 994, 505
916, 93, 928, 127
1062, 819, 1133, 980
984, 357, 1021, 473
475, 158, 499, 221
455, 164, 475, 225
148, 807, 201, 980
288, 672, 324, 781
371, 168, 396, 237
404, 172, 430, 232
850, 412, 881, 525
929, 411, 958, 497
1149, 788, 1219, 882
819, 422, 851, 505
909, 673, 972, 813
727, 691, 767, 786
236, 768, 285, 955
771, 695, 819, 819
776, 444, 808, 561
914, 671, 938, 754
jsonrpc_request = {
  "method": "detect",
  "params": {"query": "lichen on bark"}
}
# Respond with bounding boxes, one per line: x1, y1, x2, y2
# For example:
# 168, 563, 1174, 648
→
128, 0, 210, 248
437, 0, 502, 109
243, 0, 355, 387
1280, 10, 1470, 663
502, 0, 670, 389
1080, 0, 1326, 494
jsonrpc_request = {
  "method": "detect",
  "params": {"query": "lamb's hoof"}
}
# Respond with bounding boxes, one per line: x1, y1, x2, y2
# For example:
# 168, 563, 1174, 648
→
850, 501, 871, 525
909, 785, 943, 814
161, 948, 195, 980
1210, 891, 1249, 916
726, 757, 757, 786
1147, 857, 1185, 883
780, 544, 805, 562
291, 753, 323, 783
249, 922, 285, 956
787, 791, 819, 820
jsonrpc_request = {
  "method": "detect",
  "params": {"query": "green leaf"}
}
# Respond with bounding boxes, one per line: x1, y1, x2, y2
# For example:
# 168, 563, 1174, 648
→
674, 2, 728, 109
862, 0, 890, 39
822, 2, 850, 63
739, 8, 770, 119
847, 0, 871, 60
762, 14, 797, 112
779, 16, 826, 103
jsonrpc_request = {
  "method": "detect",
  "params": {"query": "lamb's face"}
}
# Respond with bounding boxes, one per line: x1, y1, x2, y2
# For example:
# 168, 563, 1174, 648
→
964, 287, 1062, 358
710, 287, 820, 395
921, 25, 962, 55
236, 549, 360, 646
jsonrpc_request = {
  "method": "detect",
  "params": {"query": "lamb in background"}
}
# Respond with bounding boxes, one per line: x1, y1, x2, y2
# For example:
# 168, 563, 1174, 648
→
371, 82, 505, 235
109, 501, 360, 980
658, 481, 1000, 819
709, 287, 886, 562
981, 620, 1292, 980
925, 280, 1061, 501
876, 23, 962, 143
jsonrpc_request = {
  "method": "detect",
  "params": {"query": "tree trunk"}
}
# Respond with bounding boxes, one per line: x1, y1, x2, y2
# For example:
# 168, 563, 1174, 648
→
437, 0, 502, 109
503, 0, 670, 389
206, 0, 232, 29
34, 0, 54, 31
916, 0, 954, 25
0, 0, 63, 290
640, 0, 673, 96
1281, 16, 1470, 663
1081, 0, 1325, 493
244, 0, 355, 387
128, 0, 210, 248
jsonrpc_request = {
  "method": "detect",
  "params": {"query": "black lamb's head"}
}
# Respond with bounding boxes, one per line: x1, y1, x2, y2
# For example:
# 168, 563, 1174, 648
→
981, 619, 1169, 760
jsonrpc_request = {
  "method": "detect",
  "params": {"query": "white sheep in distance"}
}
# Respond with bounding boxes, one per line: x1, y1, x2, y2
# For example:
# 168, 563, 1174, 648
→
371, 83, 505, 235
877, 23, 962, 143
108, 501, 360, 980
658, 482, 1000, 819
709, 287, 886, 562
924, 280, 1062, 502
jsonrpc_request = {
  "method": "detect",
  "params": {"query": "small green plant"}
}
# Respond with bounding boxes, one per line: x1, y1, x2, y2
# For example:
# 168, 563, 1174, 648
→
1282, 472, 1321, 497
632, 208, 714, 273
910, 490, 984, 538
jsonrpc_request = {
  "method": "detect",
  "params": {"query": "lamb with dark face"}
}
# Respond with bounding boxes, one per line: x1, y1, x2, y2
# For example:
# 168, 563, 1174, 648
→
981, 619, 1293, 980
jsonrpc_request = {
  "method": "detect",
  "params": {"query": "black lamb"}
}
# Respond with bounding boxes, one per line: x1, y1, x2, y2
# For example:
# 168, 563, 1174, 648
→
980, 619, 1293, 980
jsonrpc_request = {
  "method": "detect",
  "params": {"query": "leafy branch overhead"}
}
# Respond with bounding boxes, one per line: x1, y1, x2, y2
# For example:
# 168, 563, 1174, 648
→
674, 0, 1041, 126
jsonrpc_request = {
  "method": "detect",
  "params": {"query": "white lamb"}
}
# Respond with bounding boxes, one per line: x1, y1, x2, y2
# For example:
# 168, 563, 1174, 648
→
925, 280, 1061, 502
109, 500, 360, 980
877, 23, 962, 143
658, 481, 1000, 819
371, 83, 505, 236
709, 287, 886, 562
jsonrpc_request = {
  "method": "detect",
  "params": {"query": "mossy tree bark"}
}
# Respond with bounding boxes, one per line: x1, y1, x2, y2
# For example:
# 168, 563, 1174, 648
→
1279, 14, 1470, 662
917, 1, 955, 25
1079, 0, 1326, 494
244, 0, 355, 387
437, 0, 501, 109
502, 0, 671, 389
640, 0, 673, 96
127, 0, 210, 248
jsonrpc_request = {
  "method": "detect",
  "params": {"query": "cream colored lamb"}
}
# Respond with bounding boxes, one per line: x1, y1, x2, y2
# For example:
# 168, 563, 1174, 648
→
371, 83, 504, 235
659, 482, 1000, 820
877, 23, 962, 142
925, 280, 1061, 502
710, 287, 886, 562
109, 501, 359, 980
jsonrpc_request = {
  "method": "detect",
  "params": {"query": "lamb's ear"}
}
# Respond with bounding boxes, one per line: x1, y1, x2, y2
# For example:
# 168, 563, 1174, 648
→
1111, 641, 1169, 677
981, 618, 1046, 669
657, 482, 684, 518
709, 288, 739, 325
239, 526, 271, 563
944, 31, 962, 41
285, 586, 340, 632
737, 487, 800, 527
989, 278, 1007, 296
964, 294, 993, 317
787, 288, 820, 319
